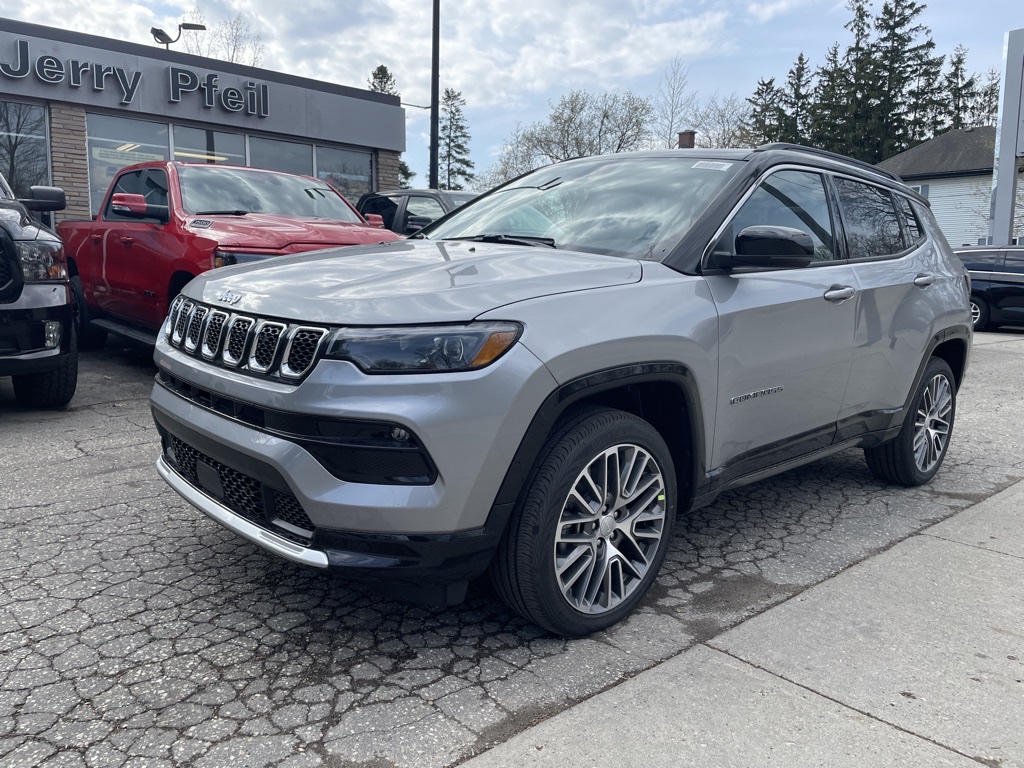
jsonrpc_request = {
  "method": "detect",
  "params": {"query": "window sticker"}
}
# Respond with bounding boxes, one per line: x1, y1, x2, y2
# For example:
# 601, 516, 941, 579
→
692, 161, 733, 171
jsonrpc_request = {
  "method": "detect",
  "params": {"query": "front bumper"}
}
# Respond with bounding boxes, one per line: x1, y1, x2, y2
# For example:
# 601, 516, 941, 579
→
150, 337, 557, 588
0, 283, 73, 376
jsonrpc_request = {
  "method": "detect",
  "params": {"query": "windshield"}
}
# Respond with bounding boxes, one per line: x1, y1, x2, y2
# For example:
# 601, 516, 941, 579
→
426, 155, 740, 259
177, 166, 362, 222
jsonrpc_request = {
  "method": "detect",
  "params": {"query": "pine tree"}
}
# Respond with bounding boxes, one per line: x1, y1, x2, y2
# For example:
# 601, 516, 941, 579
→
367, 65, 398, 95
809, 44, 850, 154
780, 53, 813, 144
870, 0, 942, 160
366, 64, 415, 188
438, 89, 475, 190
744, 77, 785, 145
969, 69, 1001, 126
842, 0, 877, 161
942, 46, 978, 131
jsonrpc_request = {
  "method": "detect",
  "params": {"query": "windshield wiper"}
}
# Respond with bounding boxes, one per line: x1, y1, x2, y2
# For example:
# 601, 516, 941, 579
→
194, 209, 250, 216
444, 234, 556, 248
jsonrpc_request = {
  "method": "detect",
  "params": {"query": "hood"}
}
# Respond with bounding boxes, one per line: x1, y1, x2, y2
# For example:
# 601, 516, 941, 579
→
185, 213, 399, 251
186, 239, 642, 324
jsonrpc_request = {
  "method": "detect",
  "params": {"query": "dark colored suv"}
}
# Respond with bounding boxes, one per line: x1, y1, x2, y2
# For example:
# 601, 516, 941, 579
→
954, 245, 1024, 330
356, 188, 477, 234
0, 174, 77, 408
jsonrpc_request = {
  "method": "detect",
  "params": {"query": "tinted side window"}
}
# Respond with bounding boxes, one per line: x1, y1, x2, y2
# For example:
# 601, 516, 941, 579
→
835, 178, 905, 258
143, 170, 169, 208
958, 250, 1002, 269
895, 195, 924, 245
406, 196, 445, 220
1004, 252, 1024, 272
104, 171, 144, 220
725, 170, 836, 261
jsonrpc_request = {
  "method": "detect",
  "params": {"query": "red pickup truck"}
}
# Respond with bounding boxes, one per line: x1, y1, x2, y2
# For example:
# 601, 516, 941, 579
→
59, 162, 400, 346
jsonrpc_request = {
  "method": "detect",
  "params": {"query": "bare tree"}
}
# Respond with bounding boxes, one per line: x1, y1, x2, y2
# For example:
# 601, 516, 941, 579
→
0, 102, 48, 198
483, 90, 653, 186
182, 8, 265, 66
650, 56, 697, 148
686, 92, 750, 148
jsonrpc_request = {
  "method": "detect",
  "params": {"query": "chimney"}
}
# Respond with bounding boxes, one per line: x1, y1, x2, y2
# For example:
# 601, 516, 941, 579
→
678, 130, 696, 149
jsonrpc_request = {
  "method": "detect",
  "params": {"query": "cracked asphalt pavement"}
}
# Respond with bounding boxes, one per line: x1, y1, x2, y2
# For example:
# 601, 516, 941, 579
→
2, 330, 1023, 768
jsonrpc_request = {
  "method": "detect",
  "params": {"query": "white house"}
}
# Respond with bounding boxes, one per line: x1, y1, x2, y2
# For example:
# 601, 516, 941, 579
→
877, 126, 1023, 247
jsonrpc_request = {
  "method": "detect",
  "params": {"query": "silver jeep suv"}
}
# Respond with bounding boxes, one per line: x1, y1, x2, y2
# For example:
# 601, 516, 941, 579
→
151, 145, 971, 636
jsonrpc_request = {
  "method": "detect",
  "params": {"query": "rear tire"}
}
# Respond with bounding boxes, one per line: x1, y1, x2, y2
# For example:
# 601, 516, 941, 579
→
71, 275, 107, 350
491, 407, 676, 637
12, 326, 78, 409
864, 357, 956, 486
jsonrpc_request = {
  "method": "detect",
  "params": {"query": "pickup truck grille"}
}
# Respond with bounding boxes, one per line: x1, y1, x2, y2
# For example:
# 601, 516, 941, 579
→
166, 297, 328, 382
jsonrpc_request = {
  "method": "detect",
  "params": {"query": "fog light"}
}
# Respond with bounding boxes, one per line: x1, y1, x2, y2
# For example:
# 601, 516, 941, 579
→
44, 321, 62, 348
391, 427, 410, 442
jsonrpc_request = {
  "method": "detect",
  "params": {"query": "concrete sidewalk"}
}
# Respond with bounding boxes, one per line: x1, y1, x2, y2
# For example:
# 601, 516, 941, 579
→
461, 480, 1024, 768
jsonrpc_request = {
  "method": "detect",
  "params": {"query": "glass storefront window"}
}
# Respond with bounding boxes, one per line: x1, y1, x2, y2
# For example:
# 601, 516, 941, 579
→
86, 113, 169, 215
316, 146, 372, 201
0, 100, 49, 198
172, 126, 245, 165
249, 137, 313, 176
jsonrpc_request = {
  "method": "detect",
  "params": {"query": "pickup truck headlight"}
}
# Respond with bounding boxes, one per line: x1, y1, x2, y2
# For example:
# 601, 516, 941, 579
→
323, 322, 521, 373
16, 240, 67, 281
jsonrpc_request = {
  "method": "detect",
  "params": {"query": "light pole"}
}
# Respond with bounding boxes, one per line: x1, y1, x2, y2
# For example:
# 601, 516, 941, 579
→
150, 22, 206, 50
428, 0, 440, 189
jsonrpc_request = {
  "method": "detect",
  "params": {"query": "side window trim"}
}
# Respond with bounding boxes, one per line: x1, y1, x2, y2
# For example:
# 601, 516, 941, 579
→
831, 172, 913, 262
703, 164, 840, 269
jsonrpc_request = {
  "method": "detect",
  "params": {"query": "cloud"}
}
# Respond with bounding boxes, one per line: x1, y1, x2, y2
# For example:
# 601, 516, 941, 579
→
745, 0, 812, 24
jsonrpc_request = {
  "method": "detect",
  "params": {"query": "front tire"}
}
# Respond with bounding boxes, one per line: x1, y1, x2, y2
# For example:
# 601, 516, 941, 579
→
969, 296, 989, 332
491, 407, 676, 637
864, 357, 956, 486
12, 326, 78, 409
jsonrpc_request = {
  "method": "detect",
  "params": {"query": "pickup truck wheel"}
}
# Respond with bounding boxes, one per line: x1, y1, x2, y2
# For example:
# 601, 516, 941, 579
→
71, 276, 107, 350
864, 357, 956, 487
12, 326, 78, 408
491, 407, 676, 637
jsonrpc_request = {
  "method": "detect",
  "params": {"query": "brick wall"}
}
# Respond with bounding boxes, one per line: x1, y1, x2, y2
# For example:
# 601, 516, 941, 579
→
48, 103, 91, 222
377, 150, 402, 191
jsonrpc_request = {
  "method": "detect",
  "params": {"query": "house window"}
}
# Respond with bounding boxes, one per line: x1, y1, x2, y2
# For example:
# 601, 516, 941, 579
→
908, 184, 930, 199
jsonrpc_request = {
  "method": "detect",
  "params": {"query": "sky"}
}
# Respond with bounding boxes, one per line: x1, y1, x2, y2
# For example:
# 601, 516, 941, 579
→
1, 0, 1021, 186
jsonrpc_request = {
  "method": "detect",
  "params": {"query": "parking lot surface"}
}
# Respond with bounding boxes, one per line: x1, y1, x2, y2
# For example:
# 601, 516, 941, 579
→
2, 330, 1023, 768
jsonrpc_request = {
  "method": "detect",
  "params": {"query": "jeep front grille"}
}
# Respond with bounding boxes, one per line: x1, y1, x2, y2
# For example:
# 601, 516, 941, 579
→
163, 299, 328, 383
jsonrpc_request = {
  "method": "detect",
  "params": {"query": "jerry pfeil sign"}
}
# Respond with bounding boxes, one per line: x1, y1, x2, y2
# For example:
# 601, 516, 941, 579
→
0, 38, 269, 117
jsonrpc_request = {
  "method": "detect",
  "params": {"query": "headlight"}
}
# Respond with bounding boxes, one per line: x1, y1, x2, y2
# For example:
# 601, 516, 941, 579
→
16, 239, 67, 281
323, 322, 522, 373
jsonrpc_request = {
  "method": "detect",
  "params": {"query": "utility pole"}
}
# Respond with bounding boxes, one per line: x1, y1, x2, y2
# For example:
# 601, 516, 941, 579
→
429, 0, 440, 189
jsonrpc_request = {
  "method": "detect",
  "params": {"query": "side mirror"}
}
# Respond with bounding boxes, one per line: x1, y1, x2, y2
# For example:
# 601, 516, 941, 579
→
709, 225, 815, 270
19, 186, 67, 213
363, 213, 385, 228
406, 215, 433, 234
110, 193, 169, 223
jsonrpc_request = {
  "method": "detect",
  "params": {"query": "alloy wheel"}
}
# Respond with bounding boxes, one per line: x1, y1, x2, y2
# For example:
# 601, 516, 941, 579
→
913, 373, 953, 474
553, 443, 667, 614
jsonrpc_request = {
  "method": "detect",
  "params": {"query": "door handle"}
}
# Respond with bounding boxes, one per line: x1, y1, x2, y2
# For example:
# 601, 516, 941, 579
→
90, 233, 102, 243
119, 236, 134, 246
914, 274, 935, 287
824, 285, 856, 302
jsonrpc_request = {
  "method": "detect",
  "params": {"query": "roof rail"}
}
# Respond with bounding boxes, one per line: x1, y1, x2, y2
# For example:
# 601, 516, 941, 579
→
753, 143, 903, 183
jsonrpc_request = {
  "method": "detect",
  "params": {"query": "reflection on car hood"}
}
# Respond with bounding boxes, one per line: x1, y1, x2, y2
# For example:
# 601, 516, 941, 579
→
186, 213, 399, 250
187, 239, 642, 324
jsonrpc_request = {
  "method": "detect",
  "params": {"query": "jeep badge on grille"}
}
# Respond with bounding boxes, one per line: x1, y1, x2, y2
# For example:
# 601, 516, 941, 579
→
216, 289, 243, 305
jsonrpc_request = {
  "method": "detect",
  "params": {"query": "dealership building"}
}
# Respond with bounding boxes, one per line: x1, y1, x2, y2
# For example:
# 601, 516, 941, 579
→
0, 19, 406, 221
